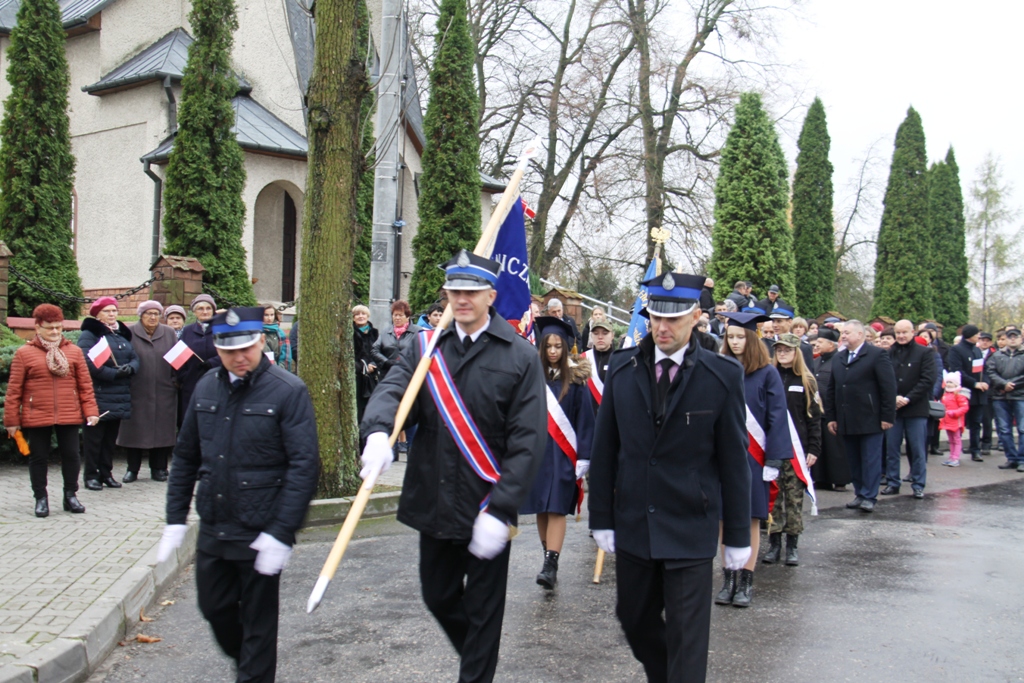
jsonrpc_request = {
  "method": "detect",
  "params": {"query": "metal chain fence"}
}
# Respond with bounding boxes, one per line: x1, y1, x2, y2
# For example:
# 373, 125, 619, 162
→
201, 282, 296, 312
8, 264, 162, 304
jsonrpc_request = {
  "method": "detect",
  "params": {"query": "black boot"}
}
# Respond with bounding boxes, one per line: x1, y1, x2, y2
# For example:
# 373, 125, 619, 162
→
34, 496, 49, 518
785, 535, 799, 566
151, 470, 168, 482
762, 532, 782, 564
63, 492, 85, 513
732, 569, 754, 607
536, 550, 559, 589
714, 569, 737, 605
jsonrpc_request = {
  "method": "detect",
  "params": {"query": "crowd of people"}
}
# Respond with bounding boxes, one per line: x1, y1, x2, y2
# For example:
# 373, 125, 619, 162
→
7, 296, 298, 517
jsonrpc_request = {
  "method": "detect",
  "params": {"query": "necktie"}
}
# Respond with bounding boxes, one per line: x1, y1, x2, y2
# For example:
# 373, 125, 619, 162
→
657, 358, 675, 408
231, 378, 244, 390
463, 335, 474, 353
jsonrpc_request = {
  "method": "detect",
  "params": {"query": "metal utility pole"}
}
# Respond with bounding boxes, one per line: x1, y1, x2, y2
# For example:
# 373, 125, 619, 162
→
368, 0, 403, 329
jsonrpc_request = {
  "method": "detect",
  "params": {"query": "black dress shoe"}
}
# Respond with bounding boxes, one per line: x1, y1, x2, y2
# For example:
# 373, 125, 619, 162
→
880, 485, 900, 495
151, 470, 169, 482
63, 492, 85, 513
971, 455, 984, 462
860, 500, 876, 513
102, 476, 122, 488
34, 497, 49, 518
929, 448, 942, 456
845, 496, 865, 509
912, 489, 924, 500
122, 471, 138, 483
84, 479, 102, 491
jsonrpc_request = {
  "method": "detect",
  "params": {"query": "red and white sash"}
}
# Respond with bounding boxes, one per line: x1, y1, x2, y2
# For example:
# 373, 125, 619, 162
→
746, 406, 818, 515
546, 384, 585, 513
583, 349, 604, 405
420, 330, 500, 509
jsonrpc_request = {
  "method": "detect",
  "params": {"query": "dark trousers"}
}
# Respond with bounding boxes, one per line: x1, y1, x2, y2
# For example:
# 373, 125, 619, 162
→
614, 551, 713, 683
196, 550, 280, 683
23, 424, 81, 499
419, 534, 511, 683
982, 403, 994, 449
82, 419, 120, 480
966, 405, 985, 456
842, 432, 884, 502
885, 416, 928, 491
125, 446, 171, 475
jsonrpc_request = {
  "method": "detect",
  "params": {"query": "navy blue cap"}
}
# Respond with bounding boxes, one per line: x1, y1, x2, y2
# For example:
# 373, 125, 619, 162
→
743, 306, 766, 315
721, 311, 770, 331
438, 249, 500, 290
639, 272, 705, 318
770, 303, 794, 319
534, 316, 575, 348
211, 307, 265, 349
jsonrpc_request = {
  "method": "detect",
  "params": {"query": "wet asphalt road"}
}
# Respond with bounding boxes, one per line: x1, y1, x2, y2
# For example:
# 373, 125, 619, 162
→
90, 479, 1024, 683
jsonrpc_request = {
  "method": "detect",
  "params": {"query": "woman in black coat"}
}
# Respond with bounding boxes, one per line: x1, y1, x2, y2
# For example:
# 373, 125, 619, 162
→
371, 300, 423, 453
768, 334, 822, 566
77, 297, 140, 490
811, 330, 851, 489
352, 305, 380, 422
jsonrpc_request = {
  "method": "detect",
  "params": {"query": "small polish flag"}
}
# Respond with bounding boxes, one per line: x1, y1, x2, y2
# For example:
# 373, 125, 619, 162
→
163, 340, 196, 370
265, 351, 276, 365
87, 336, 112, 367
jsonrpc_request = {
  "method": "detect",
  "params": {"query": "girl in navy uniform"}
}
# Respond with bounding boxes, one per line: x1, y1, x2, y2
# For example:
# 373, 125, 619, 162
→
716, 311, 793, 607
520, 316, 595, 589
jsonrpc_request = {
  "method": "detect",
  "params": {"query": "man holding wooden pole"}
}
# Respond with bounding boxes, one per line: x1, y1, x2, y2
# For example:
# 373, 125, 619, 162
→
359, 249, 546, 683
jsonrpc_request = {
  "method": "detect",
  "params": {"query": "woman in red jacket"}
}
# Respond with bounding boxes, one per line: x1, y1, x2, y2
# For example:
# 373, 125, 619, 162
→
5, 304, 101, 517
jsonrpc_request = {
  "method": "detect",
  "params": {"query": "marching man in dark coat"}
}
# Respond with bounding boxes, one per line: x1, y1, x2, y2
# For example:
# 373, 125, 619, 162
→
157, 307, 320, 683
589, 272, 751, 683
360, 250, 547, 683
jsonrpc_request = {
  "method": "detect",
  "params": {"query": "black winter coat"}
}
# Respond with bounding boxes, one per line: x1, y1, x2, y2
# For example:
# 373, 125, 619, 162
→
176, 322, 223, 419
889, 341, 938, 418
77, 318, 140, 421
588, 335, 751, 560
987, 347, 1024, 401
777, 366, 822, 457
812, 351, 850, 487
361, 310, 547, 539
166, 357, 320, 546
824, 343, 897, 435
372, 323, 424, 377
353, 323, 380, 399
947, 340, 989, 406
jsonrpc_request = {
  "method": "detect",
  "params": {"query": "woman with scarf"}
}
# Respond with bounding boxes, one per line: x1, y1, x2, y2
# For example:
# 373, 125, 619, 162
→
261, 304, 294, 372
372, 300, 423, 454
352, 305, 380, 422
117, 301, 178, 483
177, 294, 221, 425
77, 297, 140, 491
520, 317, 595, 590
163, 305, 187, 338
5, 305, 100, 517
716, 311, 793, 607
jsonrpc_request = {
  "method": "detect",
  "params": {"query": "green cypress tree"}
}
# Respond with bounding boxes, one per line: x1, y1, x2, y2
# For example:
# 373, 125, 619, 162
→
0, 0, 83, 318
407, 0, 480, 312
927, 147, 968, 336
162, 0, 254, 306
708, 92, 794, 306
791, 97, 834, 317
872, 107, 932, 321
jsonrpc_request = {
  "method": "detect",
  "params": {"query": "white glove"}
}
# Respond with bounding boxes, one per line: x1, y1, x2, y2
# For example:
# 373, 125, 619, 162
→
249, 532, 293, 576
724, 545, 751, 570
762, 465, 780, 482
156, 524, 188, 563
359, 432, 393, 480
593, 529, 615, 554
468, 512, 509, 560
575, 460, 590, 479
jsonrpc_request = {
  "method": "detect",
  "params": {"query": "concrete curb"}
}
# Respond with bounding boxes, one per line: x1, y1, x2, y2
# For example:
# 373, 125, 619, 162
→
302, 490, 402, 528
0, 521, 199, 683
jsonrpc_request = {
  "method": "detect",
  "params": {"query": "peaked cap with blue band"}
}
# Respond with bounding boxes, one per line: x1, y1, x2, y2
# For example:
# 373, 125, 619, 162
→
211, 307, 266, 349
639, 272, 706, 318
720, 311, 770, 331
533, 316, 575, 348
438, 249, 501, 291
742, 306, 766, 315
769, 303, 794, 319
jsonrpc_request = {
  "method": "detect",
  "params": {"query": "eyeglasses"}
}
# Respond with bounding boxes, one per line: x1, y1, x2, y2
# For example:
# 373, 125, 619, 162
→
38, 324, 63, 331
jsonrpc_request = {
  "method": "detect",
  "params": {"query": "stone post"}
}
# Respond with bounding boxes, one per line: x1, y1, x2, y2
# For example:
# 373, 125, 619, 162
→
150, 256, 206, 309
0, 241, 12, 326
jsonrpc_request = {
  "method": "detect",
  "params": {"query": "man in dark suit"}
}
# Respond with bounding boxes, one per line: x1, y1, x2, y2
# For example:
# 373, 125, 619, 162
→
881, 320, 937, 499
590, 272, 751, 683
946, 324, 990, 462
824, 320, 897, 512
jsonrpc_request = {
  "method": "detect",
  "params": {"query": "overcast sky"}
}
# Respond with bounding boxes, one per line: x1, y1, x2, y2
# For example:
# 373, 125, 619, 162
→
770, 0, 1023, 230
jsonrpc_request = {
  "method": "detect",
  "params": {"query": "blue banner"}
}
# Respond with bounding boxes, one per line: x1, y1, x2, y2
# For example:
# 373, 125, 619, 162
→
491, 198, 532, 323
623, 259, 658, 348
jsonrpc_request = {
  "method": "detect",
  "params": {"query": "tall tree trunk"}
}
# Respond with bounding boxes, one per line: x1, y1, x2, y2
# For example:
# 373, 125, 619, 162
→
299, 0, 368, 498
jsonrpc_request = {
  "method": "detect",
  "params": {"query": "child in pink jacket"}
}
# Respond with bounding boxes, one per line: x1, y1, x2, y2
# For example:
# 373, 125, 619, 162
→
939, 371, 970, 467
